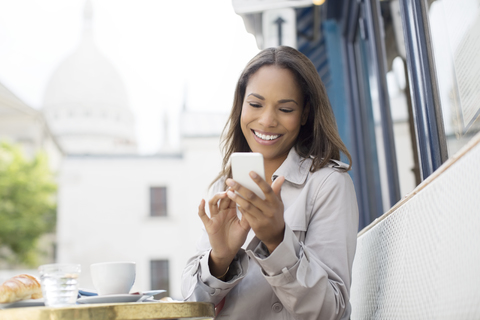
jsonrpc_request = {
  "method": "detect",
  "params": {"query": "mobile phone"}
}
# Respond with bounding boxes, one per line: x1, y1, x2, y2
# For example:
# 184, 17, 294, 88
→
230, 152, 266, 200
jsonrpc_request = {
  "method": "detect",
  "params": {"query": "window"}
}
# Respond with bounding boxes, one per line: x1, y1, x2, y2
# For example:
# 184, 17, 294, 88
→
150, 260, 169, 297
150, 186, 167, 217
427, 0, 480, 157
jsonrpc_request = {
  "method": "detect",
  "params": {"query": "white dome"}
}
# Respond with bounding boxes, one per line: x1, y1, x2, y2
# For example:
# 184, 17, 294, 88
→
43, 5, 137, 155
44, 33, 129, 111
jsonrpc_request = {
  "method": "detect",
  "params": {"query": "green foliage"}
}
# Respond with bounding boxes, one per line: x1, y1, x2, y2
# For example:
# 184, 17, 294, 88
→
0, 141, 57, 267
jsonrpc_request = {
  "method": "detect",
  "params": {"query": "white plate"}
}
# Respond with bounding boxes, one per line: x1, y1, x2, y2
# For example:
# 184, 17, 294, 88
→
0, 299, 44, 309
77, 294, 143, 305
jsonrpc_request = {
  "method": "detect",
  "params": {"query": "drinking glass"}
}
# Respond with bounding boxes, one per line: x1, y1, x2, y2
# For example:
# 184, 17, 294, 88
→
38, 263, 81, 307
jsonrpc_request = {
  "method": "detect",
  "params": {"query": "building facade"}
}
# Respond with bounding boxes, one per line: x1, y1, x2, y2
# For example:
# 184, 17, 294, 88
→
42, 2, 228, 298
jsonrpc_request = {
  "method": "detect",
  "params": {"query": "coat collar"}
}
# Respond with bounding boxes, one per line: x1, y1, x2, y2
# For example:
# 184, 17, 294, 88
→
271, 148, 350, 186
272, 148, 312, 186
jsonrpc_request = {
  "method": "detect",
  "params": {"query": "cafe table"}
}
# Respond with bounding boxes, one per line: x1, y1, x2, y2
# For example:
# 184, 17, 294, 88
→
0, 301, 215, 320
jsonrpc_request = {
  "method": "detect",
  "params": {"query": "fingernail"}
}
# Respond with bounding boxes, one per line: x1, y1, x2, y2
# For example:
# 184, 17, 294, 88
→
226, 179, 235, 187
250, 172, 258, 178
227, 190, 235, 198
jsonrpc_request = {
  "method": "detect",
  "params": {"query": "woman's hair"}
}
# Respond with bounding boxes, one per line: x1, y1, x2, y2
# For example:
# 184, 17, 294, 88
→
215, 46, 351, 183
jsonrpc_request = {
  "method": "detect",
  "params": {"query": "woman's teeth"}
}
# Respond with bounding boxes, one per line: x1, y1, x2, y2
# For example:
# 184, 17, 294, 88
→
254, 131, 280, 141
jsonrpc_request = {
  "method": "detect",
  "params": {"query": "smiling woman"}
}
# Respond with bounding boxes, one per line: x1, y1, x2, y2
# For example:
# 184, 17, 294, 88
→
181, 46, 359, 320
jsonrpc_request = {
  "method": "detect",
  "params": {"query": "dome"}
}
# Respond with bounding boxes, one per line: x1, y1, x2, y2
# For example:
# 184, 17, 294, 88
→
42, 1, 137, 155
43, 32, 130, 111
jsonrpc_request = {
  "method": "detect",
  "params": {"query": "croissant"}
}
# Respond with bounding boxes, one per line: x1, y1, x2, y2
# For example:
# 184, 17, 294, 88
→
0, 274, 43, 303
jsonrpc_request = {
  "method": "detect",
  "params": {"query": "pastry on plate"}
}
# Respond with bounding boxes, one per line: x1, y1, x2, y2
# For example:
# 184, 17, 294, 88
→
0, 274, 43, 303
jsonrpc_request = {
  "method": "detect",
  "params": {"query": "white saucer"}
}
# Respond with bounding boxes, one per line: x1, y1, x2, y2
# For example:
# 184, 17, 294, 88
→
77, 294, 142, 304
0, 298, 44, 309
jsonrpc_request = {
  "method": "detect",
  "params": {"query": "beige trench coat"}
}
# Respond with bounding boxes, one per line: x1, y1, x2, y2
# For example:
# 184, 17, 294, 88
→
182, 148, 359, 320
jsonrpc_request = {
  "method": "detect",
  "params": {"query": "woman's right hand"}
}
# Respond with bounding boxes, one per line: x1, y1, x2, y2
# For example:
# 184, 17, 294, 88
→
198, 190, 251, 278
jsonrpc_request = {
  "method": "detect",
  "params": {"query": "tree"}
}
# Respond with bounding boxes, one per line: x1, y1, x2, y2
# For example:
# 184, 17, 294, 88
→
0, 141, 57, 267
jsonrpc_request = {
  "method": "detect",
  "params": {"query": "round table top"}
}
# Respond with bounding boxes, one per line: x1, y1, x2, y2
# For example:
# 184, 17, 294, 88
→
0, 301, 215, 320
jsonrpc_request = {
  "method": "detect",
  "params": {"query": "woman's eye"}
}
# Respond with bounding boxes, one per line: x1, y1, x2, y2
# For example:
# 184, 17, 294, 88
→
249, 103, 262, 108
280, 108, 294, 113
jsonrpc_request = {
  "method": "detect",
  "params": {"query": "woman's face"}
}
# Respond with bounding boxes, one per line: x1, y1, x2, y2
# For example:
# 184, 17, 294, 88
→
240, 65, 308, 165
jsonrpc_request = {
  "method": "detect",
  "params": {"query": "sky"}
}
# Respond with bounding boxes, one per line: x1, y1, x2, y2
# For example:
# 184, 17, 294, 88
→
0, 0, 259, 154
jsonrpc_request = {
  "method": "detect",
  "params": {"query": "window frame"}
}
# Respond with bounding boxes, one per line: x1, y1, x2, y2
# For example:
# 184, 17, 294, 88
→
149, 186, 168, 217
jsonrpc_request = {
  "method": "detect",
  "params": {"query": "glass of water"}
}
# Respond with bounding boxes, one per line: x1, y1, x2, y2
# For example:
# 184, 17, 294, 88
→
38, 263, 81, 307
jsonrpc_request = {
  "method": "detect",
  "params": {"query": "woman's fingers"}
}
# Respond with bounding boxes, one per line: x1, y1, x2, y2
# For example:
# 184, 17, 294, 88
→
218, 192, 232, 211
251, 171, 273, 193
238, 205, 257, 224
271, 175, 285, 200
239, 207, 252, 230
226, 174, 284, 214
208, 191, 228, 216
226, 179, 260, 203
198, 199, 210, 226
228, 194, 237, 209
226, 190, 263, 219
225, 178, 265, 216
248, 172, 283, 202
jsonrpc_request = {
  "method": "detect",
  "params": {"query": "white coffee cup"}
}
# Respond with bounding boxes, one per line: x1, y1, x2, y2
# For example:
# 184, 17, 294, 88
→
90, 261, 136, 295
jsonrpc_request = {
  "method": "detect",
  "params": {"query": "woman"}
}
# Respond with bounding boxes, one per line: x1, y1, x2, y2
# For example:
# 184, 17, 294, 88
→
181, 46, 358, 320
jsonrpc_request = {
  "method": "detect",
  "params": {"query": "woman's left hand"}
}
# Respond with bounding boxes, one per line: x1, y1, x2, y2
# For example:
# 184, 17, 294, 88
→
226, 172, 286, 253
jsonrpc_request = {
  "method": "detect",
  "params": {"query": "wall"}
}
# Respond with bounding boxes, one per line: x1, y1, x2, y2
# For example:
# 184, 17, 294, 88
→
350, 133, 480, 318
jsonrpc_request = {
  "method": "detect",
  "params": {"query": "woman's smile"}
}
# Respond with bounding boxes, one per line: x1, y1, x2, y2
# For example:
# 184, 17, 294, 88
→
251, 129, 283, 144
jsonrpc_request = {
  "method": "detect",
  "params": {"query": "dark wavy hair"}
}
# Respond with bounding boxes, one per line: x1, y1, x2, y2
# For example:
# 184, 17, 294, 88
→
215, 46, 351, 183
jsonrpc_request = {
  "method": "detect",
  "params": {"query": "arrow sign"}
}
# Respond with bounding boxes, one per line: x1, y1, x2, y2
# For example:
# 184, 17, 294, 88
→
262, 8, 296, 49
274, 17, 286, 46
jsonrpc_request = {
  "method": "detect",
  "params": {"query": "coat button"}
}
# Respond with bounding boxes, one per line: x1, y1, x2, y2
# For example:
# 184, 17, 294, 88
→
272, 302, 283, 313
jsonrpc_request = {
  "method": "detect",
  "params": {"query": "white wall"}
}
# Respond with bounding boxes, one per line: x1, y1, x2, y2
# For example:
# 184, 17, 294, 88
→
56, 136, 222, 299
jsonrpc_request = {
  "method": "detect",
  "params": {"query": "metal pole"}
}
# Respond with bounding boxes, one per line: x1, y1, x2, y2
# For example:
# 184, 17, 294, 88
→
364, 0, 402, 206
398, 0, 448, 180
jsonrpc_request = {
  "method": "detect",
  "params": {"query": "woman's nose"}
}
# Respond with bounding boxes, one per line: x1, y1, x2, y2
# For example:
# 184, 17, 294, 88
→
258, 108, 277, 127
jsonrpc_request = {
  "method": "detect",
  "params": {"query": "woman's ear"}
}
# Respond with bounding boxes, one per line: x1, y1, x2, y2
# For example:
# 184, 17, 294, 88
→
301, 103, 310, 125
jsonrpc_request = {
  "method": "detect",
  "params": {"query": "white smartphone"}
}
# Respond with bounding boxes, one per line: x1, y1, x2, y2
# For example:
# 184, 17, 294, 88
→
230, 152, 266, 200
